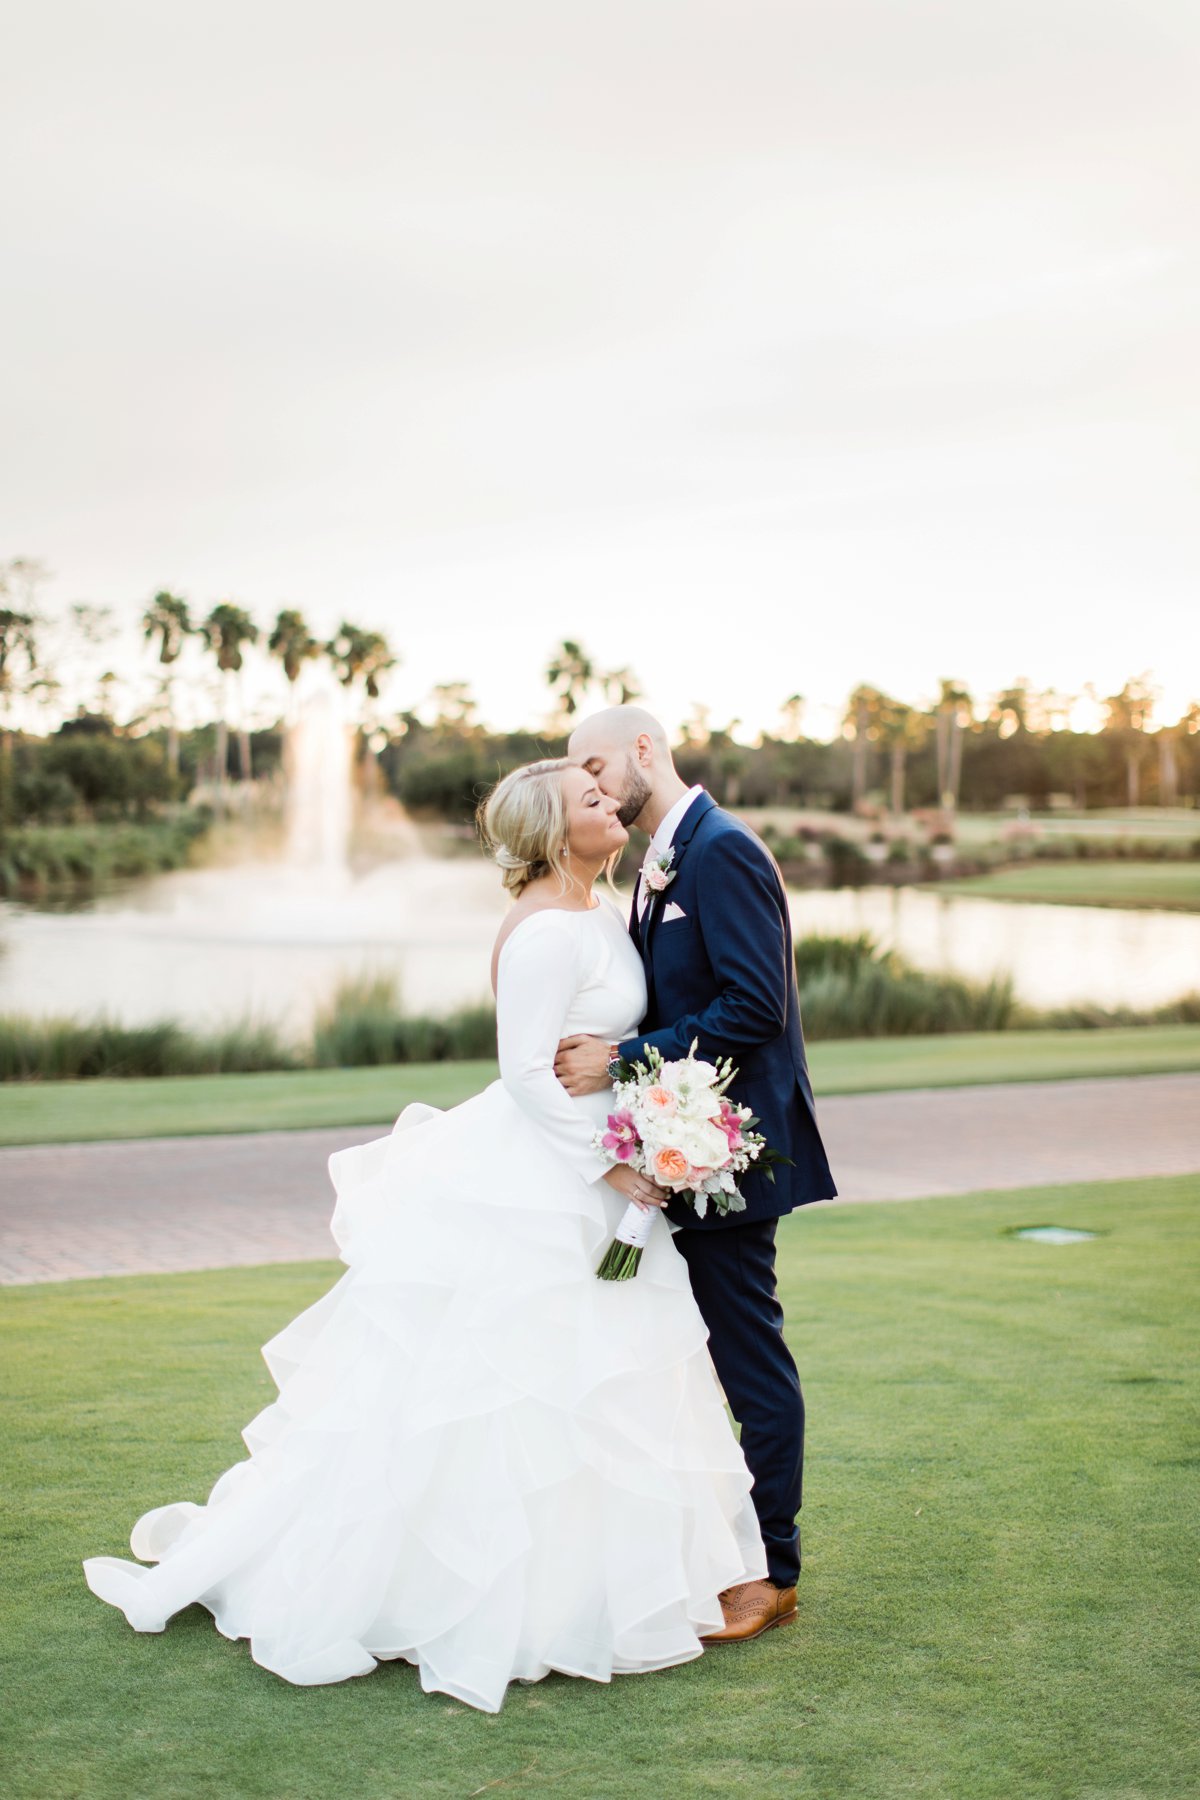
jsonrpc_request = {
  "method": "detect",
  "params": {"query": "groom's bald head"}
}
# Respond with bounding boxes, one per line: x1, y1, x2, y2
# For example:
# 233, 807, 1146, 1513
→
568, 705, 671, 764
568, 705, 686, 834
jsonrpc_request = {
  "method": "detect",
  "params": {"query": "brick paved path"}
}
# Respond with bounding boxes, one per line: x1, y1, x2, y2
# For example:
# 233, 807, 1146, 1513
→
2, 1074, 1197, 1285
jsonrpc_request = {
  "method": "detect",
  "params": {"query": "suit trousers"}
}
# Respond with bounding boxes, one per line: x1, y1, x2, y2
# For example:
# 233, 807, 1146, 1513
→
673, 1217, 804, 1587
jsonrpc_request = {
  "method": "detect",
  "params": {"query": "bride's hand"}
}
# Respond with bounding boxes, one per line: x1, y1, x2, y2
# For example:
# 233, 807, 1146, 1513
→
603, 1164, 668, 1211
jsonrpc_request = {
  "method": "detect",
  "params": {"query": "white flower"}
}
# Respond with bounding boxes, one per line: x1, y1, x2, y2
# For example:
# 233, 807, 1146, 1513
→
659, 1056, 720, 1094
633, 1105, 672, 1145
670, 1117, 732, 1172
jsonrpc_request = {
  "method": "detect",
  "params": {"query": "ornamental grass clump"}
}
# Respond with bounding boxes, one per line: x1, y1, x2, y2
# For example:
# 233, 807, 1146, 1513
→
312, 974, 496, 1067
794, 933, 1019, 1037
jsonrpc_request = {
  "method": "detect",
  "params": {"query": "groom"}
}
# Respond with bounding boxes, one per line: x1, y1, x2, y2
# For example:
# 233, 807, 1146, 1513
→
555, 705, 837, 1642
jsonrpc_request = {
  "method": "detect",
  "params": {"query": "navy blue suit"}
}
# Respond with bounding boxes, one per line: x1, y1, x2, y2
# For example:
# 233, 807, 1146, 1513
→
617, 791, 836, 1584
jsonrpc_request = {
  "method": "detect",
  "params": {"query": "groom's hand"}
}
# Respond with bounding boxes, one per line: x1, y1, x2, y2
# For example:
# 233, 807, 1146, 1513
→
554, 1035, 612, 1096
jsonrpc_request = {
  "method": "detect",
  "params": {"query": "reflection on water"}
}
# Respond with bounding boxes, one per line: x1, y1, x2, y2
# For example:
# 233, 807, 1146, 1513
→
0, 858, 509, 1040
1, 853, 1197, 1036
784, 888, 1199, 1011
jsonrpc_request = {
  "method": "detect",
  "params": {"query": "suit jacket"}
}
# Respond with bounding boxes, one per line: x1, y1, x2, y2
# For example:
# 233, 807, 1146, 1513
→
618, 792, 837, 1229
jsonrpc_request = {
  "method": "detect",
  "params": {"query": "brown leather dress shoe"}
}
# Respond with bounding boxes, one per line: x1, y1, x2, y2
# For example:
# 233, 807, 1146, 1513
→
699, 1579, 797, 1644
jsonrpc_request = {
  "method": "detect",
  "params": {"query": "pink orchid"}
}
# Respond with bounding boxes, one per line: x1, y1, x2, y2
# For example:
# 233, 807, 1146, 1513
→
713, 1098, 744, 1151
601, 1109, 640, 1162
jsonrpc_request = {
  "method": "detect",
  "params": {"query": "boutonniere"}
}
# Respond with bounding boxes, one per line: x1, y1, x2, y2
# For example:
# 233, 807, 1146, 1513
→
640, 846, 677, 895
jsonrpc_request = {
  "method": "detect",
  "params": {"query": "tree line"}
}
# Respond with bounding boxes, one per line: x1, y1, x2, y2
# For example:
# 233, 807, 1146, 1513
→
2, 564, 1196, 830
0, 559, 398, 794
837, 675, 1197, 814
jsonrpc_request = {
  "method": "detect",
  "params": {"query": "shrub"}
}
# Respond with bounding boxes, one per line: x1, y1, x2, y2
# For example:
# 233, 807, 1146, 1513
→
794, 933, 1019, 1037
0, 814, 211, 895
1039, 993, 1200, 1029
312, 974, 496, 1068
797, 962, 1019, 1039
2, 936, 1193, 1081
794, 932, 881, 983
823, 836, 869, 888
760, 829, 810, 865
0, 1014, 299, 1081
15, 727, 177, 820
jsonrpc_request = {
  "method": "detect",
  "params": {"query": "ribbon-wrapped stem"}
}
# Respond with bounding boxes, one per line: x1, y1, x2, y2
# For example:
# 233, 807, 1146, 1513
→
596, 1199, 657, 1281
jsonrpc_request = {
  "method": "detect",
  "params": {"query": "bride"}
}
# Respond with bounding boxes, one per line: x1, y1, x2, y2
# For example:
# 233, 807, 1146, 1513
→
84, 758, 767, 1713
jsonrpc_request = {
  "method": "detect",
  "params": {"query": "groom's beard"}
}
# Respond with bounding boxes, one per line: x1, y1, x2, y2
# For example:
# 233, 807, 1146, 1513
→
615, 756, 653, 829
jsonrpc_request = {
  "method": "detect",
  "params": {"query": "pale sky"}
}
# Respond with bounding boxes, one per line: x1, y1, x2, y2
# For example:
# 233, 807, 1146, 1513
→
3, 0, 1198, 741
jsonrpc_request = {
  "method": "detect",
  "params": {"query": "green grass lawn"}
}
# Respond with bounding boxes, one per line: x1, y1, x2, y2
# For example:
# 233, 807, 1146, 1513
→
2, 1025, 1198, 1146
933, 859, 1200, 911
0, 1060, 501, 1146
2, 1173, 1195, 1799
948, 808, 1200, 846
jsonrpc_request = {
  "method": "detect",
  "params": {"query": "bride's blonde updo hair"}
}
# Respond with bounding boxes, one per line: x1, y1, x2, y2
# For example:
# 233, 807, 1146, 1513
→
477, 758, 576, 899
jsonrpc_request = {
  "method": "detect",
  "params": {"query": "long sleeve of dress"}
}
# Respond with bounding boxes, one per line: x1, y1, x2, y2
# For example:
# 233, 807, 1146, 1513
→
496, 914, 612, 1185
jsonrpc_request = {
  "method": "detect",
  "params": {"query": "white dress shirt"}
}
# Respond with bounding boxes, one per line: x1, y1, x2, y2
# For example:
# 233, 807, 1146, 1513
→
636, 784, 705, 919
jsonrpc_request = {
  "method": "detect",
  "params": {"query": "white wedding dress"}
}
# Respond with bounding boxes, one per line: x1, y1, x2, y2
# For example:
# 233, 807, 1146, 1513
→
84, 897, 766, 1712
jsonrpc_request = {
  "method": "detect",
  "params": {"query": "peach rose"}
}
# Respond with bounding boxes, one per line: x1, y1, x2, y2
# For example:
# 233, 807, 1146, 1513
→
652, 1146, 691, 1187
642, 1085, 678, 1116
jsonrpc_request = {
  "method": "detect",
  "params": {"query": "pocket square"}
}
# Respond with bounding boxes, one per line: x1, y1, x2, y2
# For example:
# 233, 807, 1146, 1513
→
662, 901, 687, 922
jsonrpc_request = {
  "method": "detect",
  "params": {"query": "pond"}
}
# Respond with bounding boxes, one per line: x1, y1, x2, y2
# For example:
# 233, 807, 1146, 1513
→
1, 848, 1197, 1040
784, 886, 1198, 1011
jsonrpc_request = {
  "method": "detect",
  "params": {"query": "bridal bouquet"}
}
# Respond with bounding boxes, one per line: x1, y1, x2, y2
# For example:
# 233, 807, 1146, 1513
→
592, 1040, 774, 1280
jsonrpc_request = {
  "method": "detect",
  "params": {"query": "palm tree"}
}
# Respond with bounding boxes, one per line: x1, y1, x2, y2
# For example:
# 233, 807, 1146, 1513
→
0, 571, 41, 836
27, 671, 63, 733
600, 665, 642, 705
842, 684, 887, 810
0, 608, 38, 713
1102, 676, 1155, 808
1024, 687, 1075, 734
877, 697, 927, 816
201, 603, 260, 784
267, 610, 321, 806
141, 591, 192, 776
267, 608, 321, 731
0, 610, 37, 834
429, 682, 480, 736
1, 557, 50, 619
933, 679, 973, 814
545, 640, 595, 724
1156, 722, 1180, 806
990, 681, 1030, 740
1171, 704, 1200, 804
778, 694, 805, 742
325, 623, 398, 797
0, 560, 47, 709
709, 718, 745, 805
683, 702, 712, 747
1159, 703, 1200, 806
325, 623, 396, 702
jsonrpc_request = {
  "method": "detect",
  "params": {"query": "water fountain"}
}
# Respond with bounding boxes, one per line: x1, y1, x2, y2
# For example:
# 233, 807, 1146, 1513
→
0, 668, 506, 1036
284, 686, 353, 876
5, 689, 1195, 1035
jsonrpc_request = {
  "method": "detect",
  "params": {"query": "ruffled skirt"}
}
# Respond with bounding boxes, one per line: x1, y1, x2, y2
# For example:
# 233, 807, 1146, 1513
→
84, 1082, 766, 1711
